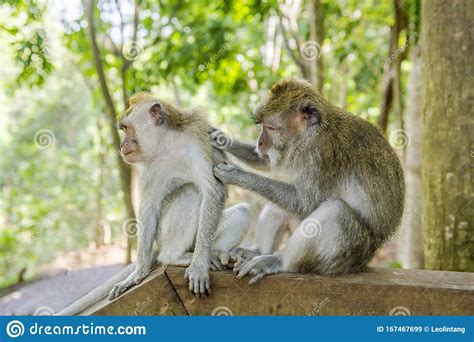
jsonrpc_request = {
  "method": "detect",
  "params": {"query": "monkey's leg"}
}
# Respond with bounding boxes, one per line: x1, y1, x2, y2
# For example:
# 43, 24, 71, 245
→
213, 203, 251, 252
171, 251, 227, 272
165, 200, 251, 272
210, 203, 252, 270
109, 202, 158, 299
256, 202, 291, 254
235, 199, 373, 284
185, 182, 226, 296
222, 203, 289, 268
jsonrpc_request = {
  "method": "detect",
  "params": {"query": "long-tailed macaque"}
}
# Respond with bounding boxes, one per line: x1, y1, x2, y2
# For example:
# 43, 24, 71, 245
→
212, 78, 404, 284
58, 93, 250, 315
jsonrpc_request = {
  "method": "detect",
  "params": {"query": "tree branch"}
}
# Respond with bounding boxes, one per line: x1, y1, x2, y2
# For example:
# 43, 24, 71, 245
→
84, 0, 135, 263
377, 0, 409, 132
276, 8, 307, 77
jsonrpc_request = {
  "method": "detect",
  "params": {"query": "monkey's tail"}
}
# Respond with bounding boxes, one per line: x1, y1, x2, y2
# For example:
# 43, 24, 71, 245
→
56, 250, 159, 316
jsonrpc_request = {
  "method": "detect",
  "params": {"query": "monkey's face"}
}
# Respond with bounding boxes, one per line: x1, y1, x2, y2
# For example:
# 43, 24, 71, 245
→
255, 79, 324, 167
256, 106, 320, 167
119, 102, 165, 164
256, 115, 285, 164
119, 123, 145, 164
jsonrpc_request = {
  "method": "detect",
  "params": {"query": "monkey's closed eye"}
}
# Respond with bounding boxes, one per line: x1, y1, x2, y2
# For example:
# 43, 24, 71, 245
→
264, 124, 281, 131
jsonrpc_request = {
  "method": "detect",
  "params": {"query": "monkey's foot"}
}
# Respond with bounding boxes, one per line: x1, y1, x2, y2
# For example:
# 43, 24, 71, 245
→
218, 247, 258, 270
109, 270, 146, 300
235, 254, 283, 285
231, 247, 260, 261
185, 264, 210, 297
210, 252, 225, 271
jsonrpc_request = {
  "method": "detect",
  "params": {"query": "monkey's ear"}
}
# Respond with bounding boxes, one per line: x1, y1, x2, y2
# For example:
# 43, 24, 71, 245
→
300, 104, 321, 126
149, 102, 164, 125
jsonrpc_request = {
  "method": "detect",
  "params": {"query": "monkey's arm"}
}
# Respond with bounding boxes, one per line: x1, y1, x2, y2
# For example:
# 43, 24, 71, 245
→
214, 163, 311, 218
211, 129, 270, 171
227, 140, 270, 171
109, 201, 158, 299
185, 180, 226, 295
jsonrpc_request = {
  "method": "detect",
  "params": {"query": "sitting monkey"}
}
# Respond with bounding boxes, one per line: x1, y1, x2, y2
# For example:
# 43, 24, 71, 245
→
212, 78, 404, 284
58, 93, 250, 315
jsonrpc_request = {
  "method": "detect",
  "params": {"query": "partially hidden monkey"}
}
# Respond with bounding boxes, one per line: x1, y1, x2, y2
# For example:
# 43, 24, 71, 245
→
58, 93, 250, 315
212, 78, 404, 284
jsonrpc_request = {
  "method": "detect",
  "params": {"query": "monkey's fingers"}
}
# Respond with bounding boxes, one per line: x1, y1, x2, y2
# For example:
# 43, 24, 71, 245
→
248, 272, 266, 285
219, 252, 230, 266
110, 285, 122, 300
236, 261, 254, 279
219, 252, 241, 267
108, 286, 118, 300
109, 282, 130, 300
199, 280, 206, 297
187, 277, 194, 292
191, 278, 205, 297
210, 257, 224, 271
232, 255, 247, 274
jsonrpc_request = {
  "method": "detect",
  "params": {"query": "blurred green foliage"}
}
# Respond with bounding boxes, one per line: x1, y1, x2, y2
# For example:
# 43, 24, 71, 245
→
0, 0, 416, 287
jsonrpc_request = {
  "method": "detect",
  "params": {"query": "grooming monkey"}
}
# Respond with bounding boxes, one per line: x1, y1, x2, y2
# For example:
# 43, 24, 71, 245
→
212, 78, 404, 284
58, 93, 250, 315
211, 133, 299, 257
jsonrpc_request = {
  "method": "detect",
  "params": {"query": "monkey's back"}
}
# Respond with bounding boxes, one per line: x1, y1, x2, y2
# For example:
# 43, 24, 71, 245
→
337, 112, 405, 240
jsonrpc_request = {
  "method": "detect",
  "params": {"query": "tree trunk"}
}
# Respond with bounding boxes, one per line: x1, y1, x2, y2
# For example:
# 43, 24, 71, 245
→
377, 0, 408, 132
308, 0, 324, 94
422, 0, 473, 272
84, 0, 135, 263
94, 116, 105, 247
399, 45, 424, 269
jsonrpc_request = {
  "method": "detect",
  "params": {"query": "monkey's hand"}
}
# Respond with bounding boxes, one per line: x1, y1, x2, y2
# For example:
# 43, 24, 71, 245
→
234, 254, 283, 285
210, 128, 233, 150
213, 162, 244, 185
109, 269, 147, 300
185, 264, 210, 296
